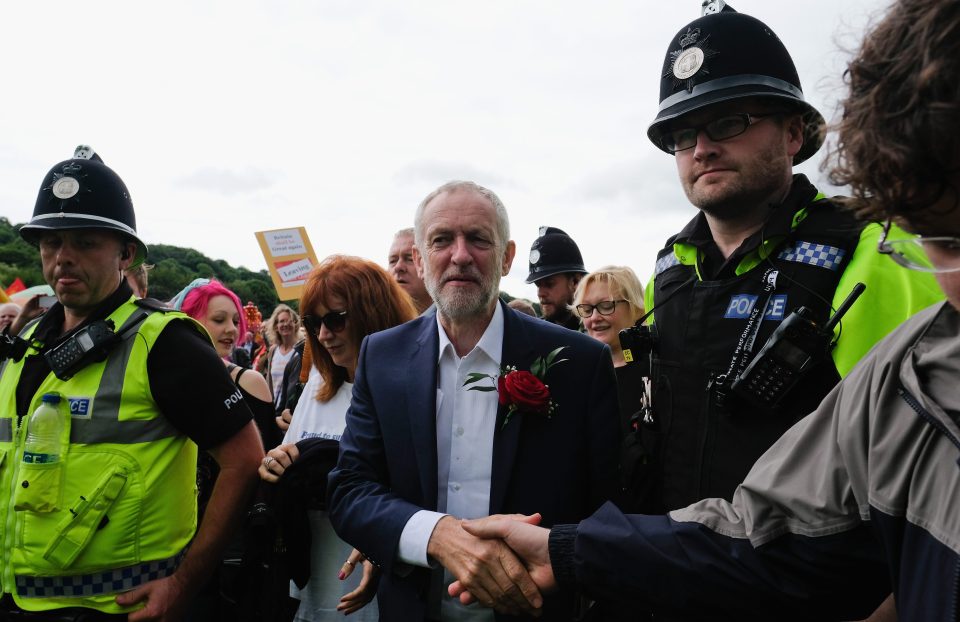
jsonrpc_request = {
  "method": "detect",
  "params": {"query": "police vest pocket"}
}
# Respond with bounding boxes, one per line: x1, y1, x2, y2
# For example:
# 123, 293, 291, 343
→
13, 461, 64, 513
42, 468, 128, 570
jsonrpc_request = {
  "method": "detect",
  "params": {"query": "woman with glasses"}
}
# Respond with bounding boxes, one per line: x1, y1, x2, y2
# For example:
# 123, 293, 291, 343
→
572, 266, 654, 514
259, 255, 417, 621
573, 266, 645, 369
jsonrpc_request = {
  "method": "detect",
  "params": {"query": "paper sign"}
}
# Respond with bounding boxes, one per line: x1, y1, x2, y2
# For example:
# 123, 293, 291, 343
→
264, 230, 307, 257
255, 227, 319, 301
276, 258, 314, 285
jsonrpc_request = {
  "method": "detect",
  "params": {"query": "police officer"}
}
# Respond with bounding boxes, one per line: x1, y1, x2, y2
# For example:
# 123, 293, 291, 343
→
638, 5, 944, 517
525, 227, 587, 331
0, 147, 263, 620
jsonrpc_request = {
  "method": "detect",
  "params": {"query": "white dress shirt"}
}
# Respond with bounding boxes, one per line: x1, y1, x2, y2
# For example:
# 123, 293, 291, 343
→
397, 304, 504, 621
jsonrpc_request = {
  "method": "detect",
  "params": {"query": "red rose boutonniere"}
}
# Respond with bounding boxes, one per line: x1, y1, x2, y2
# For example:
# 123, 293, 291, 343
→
463, 346, 568, 429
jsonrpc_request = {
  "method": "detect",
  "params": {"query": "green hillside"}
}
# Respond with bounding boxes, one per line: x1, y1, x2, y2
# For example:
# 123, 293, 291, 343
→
0, 217, 283, 314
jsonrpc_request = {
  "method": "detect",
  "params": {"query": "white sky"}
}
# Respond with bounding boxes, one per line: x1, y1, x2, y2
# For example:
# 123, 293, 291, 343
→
0, 0, 887, 302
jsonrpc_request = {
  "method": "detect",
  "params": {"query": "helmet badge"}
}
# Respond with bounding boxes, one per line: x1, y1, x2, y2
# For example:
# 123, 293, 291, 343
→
46, 163, 86, 205
51, 176, 80, 200
529, 249, 541, 265
667, 28, 718, 93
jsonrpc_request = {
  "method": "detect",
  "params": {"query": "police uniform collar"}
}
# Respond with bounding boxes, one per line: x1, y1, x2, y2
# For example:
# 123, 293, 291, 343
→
675, 174, 818, 249
32, 281, 134, 348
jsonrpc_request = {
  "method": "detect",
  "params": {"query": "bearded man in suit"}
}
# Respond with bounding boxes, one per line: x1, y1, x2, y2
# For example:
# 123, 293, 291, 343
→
328, 181, 620, 621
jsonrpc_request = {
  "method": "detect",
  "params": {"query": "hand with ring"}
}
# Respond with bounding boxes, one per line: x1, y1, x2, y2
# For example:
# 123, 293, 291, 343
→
338, 548, 380, 615
258, 443, 300, 483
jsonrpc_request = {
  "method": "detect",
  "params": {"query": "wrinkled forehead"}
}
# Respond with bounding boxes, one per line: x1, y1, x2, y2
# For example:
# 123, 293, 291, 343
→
38, 227, 125, 246
389, 233, 415, 255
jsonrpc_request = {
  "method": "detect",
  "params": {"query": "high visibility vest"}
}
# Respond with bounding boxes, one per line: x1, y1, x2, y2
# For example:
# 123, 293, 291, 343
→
641, 194, 942, 512
0, 299, 200, 614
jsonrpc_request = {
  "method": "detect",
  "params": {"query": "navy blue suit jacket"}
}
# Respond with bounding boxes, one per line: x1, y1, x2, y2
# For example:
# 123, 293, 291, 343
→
328, 301, 620, 621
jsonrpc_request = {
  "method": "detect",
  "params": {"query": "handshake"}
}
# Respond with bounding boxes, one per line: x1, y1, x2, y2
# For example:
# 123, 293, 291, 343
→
428, 512, 557, 617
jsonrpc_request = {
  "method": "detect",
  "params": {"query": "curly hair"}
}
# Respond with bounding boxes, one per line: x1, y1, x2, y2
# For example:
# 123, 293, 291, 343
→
826, 0, 960, 222
300, 255, 418, 402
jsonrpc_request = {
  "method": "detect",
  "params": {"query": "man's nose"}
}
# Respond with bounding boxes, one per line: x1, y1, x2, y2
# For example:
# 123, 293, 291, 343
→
692, 129, 720, 159
450, 237, 472, 264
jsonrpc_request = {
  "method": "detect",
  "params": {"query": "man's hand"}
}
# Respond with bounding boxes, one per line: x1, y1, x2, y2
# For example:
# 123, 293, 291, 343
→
115, 574, 188, 621
8, 294, 46, 336
428, 515, 543, 616
448, 514, 556, 607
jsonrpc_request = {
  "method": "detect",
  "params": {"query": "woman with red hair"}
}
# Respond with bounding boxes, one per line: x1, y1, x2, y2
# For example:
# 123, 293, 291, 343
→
259, 256, 417, 620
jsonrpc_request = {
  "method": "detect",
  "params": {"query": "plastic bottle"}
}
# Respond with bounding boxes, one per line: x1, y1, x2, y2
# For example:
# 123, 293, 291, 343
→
23, 393, 63, 464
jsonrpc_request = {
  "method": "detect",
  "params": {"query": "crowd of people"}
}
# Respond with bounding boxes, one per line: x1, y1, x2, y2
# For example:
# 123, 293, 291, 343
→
0, 0, 957, 620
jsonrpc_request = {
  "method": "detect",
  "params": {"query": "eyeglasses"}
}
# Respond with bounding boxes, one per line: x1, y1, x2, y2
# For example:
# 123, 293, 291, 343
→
877, 219, 960, 274
301, 310, 348, 335
575, 300, 627, 318
659, 112, 783, 153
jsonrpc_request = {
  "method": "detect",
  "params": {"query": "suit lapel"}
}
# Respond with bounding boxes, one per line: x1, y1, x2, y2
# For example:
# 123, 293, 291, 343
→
489, 303, 536, 515
408, 315, 440, 511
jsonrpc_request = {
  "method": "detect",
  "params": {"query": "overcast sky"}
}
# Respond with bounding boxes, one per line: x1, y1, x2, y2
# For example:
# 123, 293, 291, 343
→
1, 0, 887, 302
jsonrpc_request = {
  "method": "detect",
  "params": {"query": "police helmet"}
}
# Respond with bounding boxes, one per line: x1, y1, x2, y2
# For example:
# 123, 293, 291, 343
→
647, 7, 825, 164
525, 226, 587, 284
20, 146, 147, 267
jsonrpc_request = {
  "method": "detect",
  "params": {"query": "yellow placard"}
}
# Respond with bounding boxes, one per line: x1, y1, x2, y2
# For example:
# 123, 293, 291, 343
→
254, 227, 319, 302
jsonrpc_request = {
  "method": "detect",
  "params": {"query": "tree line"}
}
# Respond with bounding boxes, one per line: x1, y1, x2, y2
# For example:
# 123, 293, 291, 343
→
0, 217, 284, 316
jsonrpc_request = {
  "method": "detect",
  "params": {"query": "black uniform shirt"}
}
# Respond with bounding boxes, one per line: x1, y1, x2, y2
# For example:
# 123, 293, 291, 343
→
677, 175, 819, 280
15, 281, 252, 450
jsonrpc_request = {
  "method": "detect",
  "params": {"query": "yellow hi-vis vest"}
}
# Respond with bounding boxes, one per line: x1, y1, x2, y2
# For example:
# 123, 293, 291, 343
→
0, 299, 201, 614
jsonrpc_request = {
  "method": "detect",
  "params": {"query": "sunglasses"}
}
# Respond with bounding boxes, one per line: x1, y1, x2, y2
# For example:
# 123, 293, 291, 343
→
301, 310, 348, 335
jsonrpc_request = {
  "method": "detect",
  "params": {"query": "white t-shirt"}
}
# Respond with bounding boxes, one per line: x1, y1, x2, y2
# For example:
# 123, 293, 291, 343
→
282, 366, 353, 443
282, 367, 375, 620
271, 346, 295, 406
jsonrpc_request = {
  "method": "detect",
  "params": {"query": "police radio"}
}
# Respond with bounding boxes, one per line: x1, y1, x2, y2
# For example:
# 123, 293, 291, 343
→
730, 283, 866, 408
619, 323, 656, 378
44, 320, 122, 381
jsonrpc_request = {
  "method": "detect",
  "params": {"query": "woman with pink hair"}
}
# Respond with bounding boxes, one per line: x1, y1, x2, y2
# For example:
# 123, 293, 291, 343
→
173, 278, 280, 449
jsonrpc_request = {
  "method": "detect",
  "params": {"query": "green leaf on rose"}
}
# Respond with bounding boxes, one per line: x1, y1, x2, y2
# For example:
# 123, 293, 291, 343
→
463, 373, 492, 387
544, 346, 568, 371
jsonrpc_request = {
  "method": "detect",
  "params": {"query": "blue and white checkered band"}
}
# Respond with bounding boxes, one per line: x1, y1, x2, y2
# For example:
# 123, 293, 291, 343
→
655, 253, 681, 276
777, 241, 846, 271
16, 553, 182, 598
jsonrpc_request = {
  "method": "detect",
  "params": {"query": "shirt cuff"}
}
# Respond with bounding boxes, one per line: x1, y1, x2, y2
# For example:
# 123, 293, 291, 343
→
548, 523, 579, 589
397, 510, 447, 567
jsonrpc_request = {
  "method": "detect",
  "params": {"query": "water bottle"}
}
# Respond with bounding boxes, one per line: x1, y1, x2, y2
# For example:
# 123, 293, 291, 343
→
23, 393, 63, 464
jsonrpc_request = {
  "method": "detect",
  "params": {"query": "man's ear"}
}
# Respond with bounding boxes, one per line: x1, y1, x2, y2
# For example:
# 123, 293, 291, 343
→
413, 246, 425, 279
501, 240, 516, 277
785, 113, 805, 159
119, 242, 137, 270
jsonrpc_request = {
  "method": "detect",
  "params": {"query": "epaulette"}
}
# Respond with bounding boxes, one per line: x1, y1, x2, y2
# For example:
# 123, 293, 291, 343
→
134, 297, 175, 313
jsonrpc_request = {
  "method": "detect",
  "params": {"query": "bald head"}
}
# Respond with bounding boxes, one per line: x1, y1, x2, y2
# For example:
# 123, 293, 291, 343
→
0, 303, 20, 333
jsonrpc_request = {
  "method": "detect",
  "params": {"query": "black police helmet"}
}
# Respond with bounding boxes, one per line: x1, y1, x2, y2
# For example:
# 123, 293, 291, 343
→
20, 146, 147, 268
525, 226, 587, 284
647, 10, 825, 165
